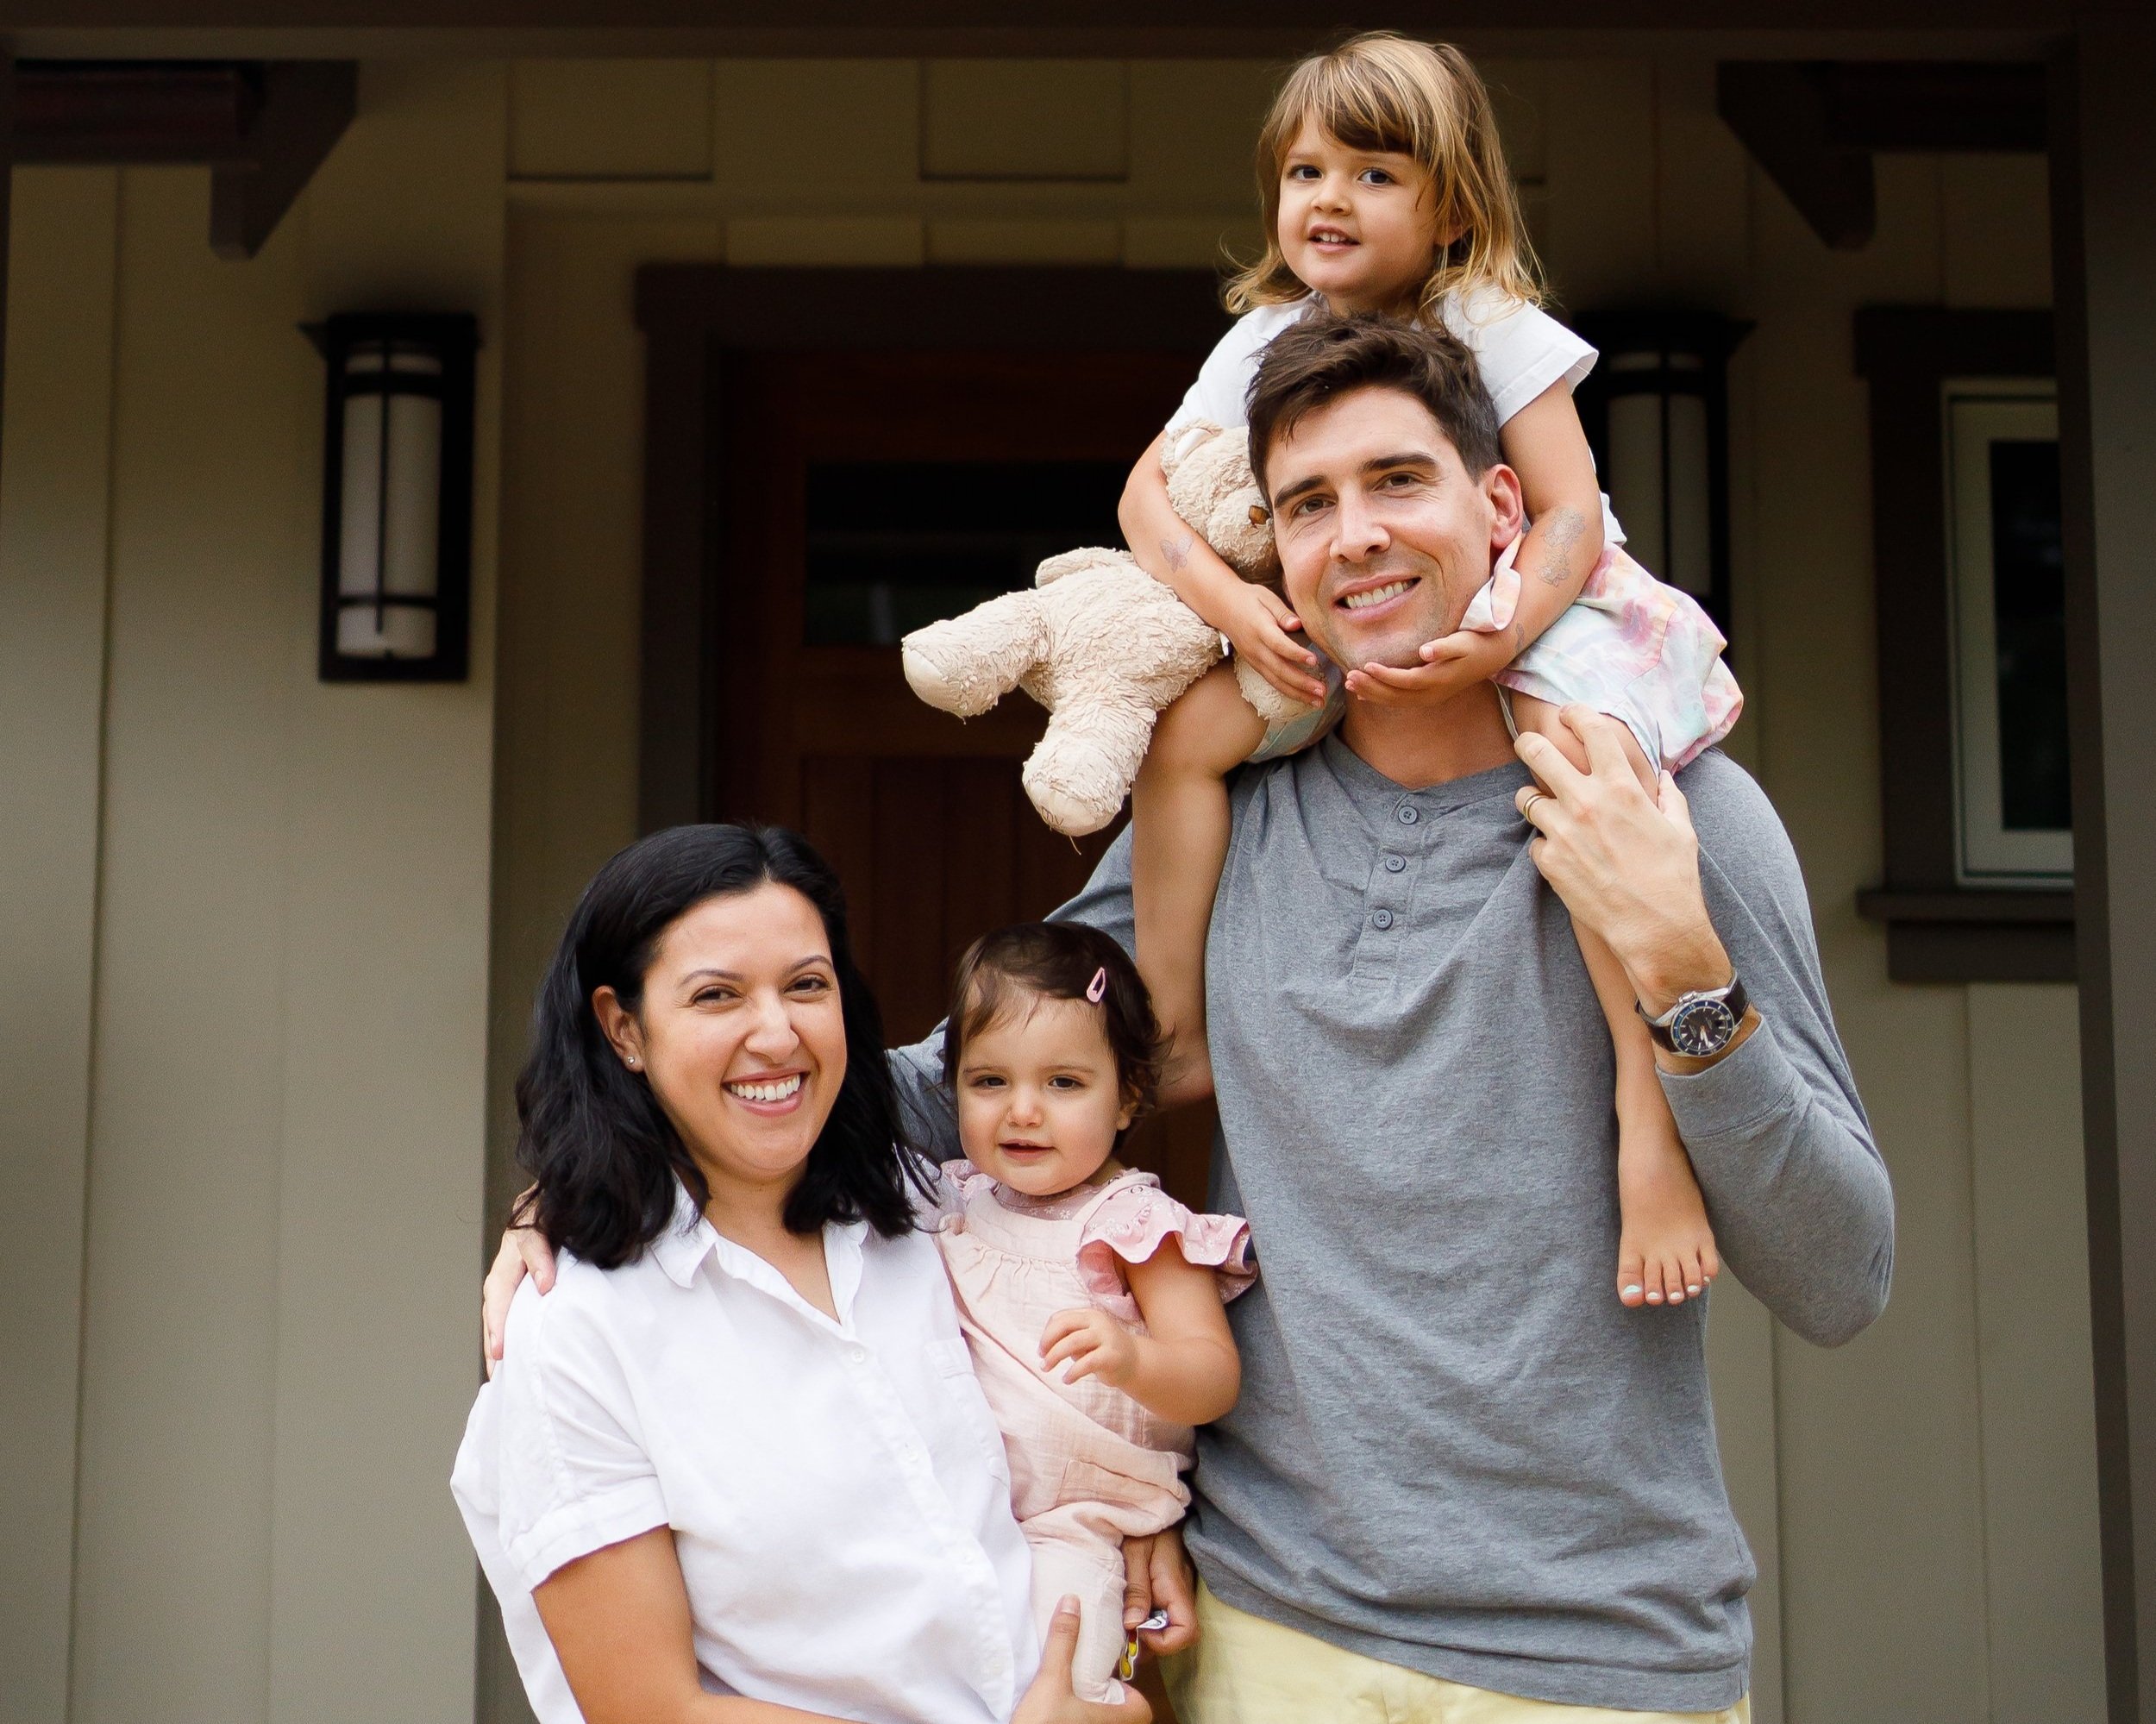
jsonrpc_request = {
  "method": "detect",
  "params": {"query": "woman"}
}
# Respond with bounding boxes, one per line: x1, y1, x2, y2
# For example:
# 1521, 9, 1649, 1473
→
453, 824, 1163, 1723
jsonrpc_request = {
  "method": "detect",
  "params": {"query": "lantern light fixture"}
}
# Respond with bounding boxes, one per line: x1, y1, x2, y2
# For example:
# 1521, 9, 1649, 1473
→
310, 311, 479, 682
1572, 310, 1751, 641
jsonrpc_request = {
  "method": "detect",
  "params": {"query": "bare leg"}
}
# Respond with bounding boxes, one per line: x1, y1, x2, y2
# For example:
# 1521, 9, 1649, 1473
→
1131, 665, 1265, 1105
1510, 693, 1721, 1308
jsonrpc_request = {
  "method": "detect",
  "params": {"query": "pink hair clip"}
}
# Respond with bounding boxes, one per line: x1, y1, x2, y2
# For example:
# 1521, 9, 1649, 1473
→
1085, 967, 1109, 1004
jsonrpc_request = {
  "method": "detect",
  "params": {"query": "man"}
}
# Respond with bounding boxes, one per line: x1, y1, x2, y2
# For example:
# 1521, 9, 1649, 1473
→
895, 314, 1892, 1721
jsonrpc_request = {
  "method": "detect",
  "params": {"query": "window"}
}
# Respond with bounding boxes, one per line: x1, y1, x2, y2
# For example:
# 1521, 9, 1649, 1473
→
1852, 308, 2071, 983
1944, 386, 2070, 884
802, 460, 1126, 646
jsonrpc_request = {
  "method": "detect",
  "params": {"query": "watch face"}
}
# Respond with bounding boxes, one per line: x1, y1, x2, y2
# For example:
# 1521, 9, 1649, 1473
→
1669, 998, 1738, 1056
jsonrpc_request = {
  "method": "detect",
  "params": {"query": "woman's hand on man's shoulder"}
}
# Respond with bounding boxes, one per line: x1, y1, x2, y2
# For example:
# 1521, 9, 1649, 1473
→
483, 1202, 559, 1378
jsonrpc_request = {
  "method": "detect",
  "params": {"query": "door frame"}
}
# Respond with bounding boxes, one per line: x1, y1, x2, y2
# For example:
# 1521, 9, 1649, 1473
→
632, 263, 1227, 833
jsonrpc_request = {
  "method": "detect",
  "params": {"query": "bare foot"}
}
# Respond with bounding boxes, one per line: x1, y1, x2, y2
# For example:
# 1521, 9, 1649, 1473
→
1615, 1105, 1720, 1310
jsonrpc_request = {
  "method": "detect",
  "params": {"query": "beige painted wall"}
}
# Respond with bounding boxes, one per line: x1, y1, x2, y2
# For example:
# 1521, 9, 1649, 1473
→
1, 64, 506, 1724
483, 54, 2103, 1724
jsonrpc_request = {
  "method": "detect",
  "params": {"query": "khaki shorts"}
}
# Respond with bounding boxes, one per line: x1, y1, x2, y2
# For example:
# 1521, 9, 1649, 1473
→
1163, 1583, 1752, 1724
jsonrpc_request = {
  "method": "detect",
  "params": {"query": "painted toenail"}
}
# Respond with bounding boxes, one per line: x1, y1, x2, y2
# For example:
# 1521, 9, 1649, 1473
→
1623, 1284, 1643, 1296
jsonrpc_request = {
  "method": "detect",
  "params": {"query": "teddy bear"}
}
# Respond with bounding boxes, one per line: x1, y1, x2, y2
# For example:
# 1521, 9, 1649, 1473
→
899, 421, 1314, 837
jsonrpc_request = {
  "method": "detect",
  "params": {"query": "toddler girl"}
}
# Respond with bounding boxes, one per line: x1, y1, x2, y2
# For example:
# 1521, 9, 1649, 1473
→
1122, 32, 1741, 1311
933, 922, 1250, 1704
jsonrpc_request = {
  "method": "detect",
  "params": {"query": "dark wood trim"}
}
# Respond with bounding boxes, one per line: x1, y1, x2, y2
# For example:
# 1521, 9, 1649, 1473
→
0, 1, 2096, 33
12, 59, 258, 160
1851, 305, 2063, 983
0, 47, 14, 511
2049, 34, 2143, 1724
1718, 62, 2045, 249
1855, 888, 2076, 983
1811, 60, 2046, 151
631, 265, 1226, 832
1855, 887, 2072, 924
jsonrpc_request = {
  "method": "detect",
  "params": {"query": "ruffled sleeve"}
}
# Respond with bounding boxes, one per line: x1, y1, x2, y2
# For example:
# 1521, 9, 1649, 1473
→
1457, 533, 1525, 635
1076, 1182, 1257, 1306
925, 1158, 996, 1229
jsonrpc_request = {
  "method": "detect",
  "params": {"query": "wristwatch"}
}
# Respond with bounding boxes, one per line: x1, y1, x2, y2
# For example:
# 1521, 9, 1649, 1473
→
1639, 975, 1750, 1057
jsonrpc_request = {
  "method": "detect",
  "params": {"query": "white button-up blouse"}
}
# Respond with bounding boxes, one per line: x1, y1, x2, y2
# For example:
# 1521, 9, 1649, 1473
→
452, 1185, 1038, 1724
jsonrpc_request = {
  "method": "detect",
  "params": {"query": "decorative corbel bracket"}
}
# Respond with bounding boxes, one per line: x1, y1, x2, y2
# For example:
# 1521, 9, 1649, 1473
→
12, 59, 355, 259
1716, 61, 2046, 250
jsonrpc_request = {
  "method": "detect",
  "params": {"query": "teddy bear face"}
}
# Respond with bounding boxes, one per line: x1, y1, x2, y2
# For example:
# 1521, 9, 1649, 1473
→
1161, 422, 1278, 584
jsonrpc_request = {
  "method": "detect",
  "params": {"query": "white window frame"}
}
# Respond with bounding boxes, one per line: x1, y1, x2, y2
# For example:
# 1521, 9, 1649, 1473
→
1943, 380, 2071, 885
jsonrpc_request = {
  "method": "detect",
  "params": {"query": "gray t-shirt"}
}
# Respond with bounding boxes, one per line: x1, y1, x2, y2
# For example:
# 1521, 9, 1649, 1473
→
893, 737, 1891, 1712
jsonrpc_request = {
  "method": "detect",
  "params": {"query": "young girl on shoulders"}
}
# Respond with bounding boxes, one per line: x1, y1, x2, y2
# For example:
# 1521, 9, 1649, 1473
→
1121, 32, 1741, 1311
933, 922, 1250, 1705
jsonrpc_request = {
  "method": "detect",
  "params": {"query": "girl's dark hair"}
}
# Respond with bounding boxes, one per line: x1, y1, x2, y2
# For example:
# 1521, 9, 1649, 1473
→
513, 824, 931, 1269
941, 923, 1166, 1145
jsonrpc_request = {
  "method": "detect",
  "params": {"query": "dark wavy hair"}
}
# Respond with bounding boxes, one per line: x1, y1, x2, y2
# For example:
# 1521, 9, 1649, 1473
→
1245, 308, 1505, 498
512, 824, 931, 1269
941, 922, 1166, 1150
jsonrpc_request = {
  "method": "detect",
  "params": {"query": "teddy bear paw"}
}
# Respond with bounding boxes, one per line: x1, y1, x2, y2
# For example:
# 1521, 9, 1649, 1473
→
1020, 752, 1129, 838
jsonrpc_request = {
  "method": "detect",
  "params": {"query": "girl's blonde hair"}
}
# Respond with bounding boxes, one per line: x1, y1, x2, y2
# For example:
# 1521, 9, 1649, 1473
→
1226, 33, 1544, 321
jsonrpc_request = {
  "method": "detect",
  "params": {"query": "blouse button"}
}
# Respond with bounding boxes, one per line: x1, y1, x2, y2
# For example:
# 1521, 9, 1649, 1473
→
1371, 908, 1395, 931
1383, 854, 1406, 873
1397, 805, 1420, 825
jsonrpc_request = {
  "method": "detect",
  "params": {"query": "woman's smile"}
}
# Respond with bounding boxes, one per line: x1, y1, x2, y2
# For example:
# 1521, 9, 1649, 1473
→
724, 1069, 808, 1113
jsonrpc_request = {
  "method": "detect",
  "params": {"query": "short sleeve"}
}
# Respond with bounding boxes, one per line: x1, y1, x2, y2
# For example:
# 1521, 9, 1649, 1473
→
488, 1283, 669, 1591
1443, 291, 1598, 426
1164, 302, 1308, 435
1077, 1184, 1257, 1305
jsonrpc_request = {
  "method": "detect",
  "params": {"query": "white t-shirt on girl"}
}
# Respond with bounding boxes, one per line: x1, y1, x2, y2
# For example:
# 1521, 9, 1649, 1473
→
1167, 288, 1621, 543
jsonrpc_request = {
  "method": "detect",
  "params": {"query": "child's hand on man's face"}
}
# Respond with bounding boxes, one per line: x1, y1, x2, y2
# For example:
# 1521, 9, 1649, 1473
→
1344, 624, 1512, 706
1218, 583, 1327, 708
1040, 1306, 1141, 1391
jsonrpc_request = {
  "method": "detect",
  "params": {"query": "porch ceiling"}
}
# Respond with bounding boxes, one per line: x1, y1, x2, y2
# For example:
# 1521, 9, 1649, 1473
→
0, 0, 2088, 63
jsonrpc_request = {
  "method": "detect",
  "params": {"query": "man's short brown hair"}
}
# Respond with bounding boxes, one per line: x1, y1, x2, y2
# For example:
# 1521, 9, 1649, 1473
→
1245, 310, 1506, 497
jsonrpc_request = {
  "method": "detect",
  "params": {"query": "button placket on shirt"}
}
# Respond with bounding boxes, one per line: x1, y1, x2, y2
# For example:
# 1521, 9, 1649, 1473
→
1351, 797, 1424, 979
837, 1329, 1014, 1703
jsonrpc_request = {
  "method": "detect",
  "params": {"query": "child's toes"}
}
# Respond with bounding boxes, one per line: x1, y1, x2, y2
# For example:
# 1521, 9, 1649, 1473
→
1678, 1246, 1706, 1301
1618, 1246, 1648, 1307
1699, 1240, 1721, 1286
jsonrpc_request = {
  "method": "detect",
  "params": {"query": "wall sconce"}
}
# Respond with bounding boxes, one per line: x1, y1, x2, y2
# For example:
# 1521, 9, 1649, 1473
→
1573, 311, 1751, 639
310, 312, 479, 682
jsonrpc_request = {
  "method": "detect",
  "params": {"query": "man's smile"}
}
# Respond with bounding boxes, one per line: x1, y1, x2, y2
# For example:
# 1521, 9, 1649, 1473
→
1339, 577, 1416, 612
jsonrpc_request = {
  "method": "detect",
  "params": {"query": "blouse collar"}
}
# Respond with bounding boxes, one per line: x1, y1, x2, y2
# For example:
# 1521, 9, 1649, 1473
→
650, 1180, 867, 1331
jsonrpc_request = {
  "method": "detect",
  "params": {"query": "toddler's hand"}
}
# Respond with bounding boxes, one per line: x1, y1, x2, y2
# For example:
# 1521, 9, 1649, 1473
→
1218, 584, 1326, 708
1041, 1307, 1141, 1392
1343, 625, 1513, 707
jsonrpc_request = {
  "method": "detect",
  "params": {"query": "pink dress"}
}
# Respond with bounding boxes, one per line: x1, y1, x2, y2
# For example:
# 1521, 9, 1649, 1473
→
933, 1163, 1254, 1702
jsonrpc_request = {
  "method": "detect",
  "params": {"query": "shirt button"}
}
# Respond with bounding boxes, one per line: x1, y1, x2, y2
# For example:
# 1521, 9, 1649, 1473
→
1397, 805, 1420, 825
1371, 908, 1395, 930
1383, 854, 1406, 873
